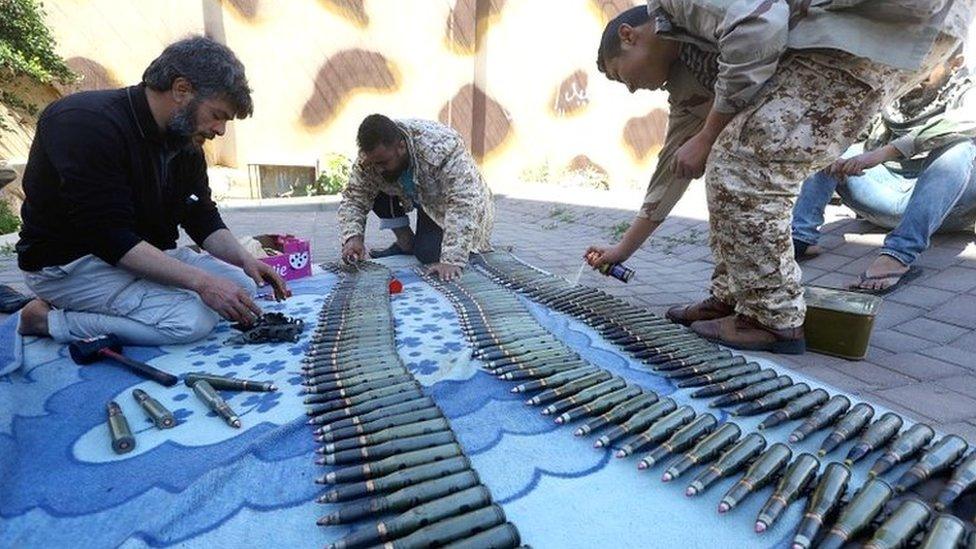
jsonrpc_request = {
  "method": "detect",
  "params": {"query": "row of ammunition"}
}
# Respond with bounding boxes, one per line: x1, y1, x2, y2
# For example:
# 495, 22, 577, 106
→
794, 470, 975, 549
417, 267, 822, 534
418, 252, 976, 547
308, 262, 525, 549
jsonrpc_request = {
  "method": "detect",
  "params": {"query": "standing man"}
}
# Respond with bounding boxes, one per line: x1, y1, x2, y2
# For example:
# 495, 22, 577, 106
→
16, 36, 288, 346
586, 1, 971, 354
338, 114, 495, 280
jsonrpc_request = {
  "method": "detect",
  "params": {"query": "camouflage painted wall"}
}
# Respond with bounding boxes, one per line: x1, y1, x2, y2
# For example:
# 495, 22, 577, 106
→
36, 0, 670, 191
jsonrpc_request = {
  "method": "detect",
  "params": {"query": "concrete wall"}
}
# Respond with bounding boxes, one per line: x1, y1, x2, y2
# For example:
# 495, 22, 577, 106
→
7, 0, 671, 195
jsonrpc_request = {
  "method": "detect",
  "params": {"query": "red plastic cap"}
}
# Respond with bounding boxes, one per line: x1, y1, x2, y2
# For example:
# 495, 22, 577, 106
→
389, 279, 403, 294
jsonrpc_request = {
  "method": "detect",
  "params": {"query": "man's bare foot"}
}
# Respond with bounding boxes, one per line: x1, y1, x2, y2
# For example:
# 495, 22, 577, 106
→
850, 255, 910, 292
18, 299, 51, 337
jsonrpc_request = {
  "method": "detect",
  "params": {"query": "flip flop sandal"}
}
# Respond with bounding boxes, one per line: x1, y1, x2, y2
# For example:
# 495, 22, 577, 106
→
850, 266, 923, 296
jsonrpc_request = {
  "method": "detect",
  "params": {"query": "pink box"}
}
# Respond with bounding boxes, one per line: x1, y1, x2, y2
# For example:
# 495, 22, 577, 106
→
255, 234, 312, 281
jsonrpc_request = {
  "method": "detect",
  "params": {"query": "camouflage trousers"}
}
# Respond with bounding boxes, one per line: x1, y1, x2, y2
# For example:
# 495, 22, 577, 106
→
706, 38, 958, 330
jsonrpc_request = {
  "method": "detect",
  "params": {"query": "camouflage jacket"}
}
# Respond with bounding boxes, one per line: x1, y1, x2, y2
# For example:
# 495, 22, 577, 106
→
638, 59, 713, 222
337, 119, 494, 266
647, 0, 973, 114
866, 67, 976, 177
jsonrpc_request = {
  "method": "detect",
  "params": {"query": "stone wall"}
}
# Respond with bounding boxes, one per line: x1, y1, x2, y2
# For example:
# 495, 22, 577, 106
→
3, 0, 669, 197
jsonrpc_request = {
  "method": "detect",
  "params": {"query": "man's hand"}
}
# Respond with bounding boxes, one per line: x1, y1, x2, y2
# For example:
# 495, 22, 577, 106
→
826, 145, 900, 182
242, 258, 289, 301
584, 245, 629, 267
673, 133, 714, 179
427, 262, 462, 281
194, 273, 262, 325
342, 235, 369, 263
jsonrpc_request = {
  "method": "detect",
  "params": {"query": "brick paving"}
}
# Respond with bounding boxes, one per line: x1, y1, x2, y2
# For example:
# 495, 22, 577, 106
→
2, 183, 975, 438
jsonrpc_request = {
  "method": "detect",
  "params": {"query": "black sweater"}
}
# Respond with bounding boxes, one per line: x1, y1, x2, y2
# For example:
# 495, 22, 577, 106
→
16, 84, 226, 271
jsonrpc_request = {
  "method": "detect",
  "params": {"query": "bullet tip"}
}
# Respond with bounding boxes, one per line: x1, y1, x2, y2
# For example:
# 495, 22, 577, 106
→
555, 417, 564, 424
685, 487, 697, 497
788, 435, 799, 443
270, 385, 278, 391
510, 387, 518, 393
231, 418, 241, 428
817, 449, 826, 457
661, 473, 672, 482
843, 459, 853, 466
637, 461, 648, 470
594, 441, 604, 448
574, 429, 584, 436
755, 522, 766, 533
614, 450, 627, 458
717, 502, 730, 514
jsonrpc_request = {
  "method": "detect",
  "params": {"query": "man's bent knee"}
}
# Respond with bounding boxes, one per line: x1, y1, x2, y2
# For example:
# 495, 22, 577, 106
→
156, 300, 219, 344
234, 271, 259, 295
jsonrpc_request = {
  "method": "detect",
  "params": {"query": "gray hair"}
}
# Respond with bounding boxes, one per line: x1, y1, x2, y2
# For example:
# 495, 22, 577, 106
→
142, 36, 253, 118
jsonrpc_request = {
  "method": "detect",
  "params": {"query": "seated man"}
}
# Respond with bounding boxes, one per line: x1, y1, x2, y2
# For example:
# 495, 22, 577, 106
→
16, 36, 287, 346
792, 49, 976, 294
338, 114, 494, 280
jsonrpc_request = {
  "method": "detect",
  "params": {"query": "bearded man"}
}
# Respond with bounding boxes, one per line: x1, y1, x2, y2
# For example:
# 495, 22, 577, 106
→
15, 36, 287, 346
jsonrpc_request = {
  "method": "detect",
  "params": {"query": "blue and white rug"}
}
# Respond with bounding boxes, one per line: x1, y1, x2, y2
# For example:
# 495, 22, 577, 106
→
0, 260, 910, 548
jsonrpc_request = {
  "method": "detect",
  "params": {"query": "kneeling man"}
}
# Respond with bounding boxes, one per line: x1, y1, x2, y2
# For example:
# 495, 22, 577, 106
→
16, 36, 287, 346
338, 114, 494, 280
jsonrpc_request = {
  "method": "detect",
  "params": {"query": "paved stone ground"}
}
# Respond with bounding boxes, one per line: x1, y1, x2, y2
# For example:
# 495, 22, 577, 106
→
2, 184, 975, 438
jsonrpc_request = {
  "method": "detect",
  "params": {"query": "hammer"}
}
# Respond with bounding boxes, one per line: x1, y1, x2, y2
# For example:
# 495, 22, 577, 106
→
69, 334, 179, 387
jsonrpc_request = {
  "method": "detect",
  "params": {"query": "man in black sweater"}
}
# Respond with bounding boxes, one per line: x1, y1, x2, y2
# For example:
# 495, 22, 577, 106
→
16, 36, 287, 346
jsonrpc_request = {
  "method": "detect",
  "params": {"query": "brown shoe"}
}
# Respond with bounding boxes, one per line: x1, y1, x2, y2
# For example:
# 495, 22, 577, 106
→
690, 314, 805, 355
666, 297, 734, 327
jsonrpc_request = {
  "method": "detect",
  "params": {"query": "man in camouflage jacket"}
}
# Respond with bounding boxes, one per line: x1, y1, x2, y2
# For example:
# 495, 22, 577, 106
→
338, 115, 494, 280
587, 1, 971, 354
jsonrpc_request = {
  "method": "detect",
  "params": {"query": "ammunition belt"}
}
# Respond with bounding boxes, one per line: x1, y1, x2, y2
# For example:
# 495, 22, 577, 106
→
308, 260, 524, 549
419, 251, 960, 544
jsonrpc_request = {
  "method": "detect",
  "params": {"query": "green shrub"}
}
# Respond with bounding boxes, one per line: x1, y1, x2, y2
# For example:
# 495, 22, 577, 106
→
0, 198, 20, 234
0, 0, 76, 132
303, 153, 351, 196
0, 0, 75, 86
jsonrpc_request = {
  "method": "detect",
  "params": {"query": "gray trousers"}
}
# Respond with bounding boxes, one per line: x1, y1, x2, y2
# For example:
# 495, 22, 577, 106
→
22, 247, 257, 346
